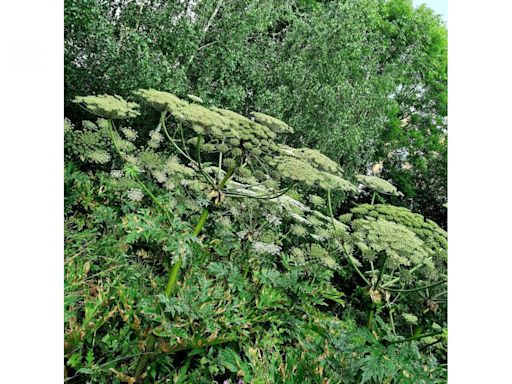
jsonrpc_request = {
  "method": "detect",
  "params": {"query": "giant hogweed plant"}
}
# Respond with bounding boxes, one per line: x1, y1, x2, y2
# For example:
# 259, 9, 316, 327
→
356, 174, 404, 205
69, 90, 359, 380
333, 202, 447, 356
66, 91, 447, 382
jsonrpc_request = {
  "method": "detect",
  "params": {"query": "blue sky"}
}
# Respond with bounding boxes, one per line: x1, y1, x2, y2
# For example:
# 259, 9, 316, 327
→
413, 0, 447, 22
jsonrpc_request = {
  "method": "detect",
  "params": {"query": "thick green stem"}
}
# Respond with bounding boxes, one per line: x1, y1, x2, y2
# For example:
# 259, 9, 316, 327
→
388, 305, 396, 335
384, 280, 447, 293
164, 259, 183, 298
341, 244, 371, 286
134, 131, 236, 379
134, 334, 157, 379
108, 120, 124, 161
218, 165, 235, 189
381, 263, 424, 287
326, 188, 336, 232
367, 305, 376, 329
326, 189, 370, 286
179, 121, 191, 158
161, 112, 191, 161
162, 162, 234, 299
164, 208, 209, 297
134, 207, 212, 380
196, 134, 203, 170
162, 166, 235, 299
218, 138, 225, 181
371, 191, 376, 205
165, 168, 235, 297
134, 175, 173, 224
374, 252, 389, 289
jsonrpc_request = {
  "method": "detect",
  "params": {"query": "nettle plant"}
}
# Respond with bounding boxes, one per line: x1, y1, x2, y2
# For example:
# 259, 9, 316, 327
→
69, 90, 363, 378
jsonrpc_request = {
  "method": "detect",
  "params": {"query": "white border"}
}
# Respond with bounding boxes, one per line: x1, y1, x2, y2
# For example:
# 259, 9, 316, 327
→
449, 0, 512, 382
1, 0, 511, 382
0, 1, 63, 382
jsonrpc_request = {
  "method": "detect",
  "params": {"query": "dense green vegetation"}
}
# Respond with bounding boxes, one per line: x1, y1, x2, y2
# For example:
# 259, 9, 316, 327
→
64, 1, 447, 382
64, 91, 446, 383
65, 0, 447, 226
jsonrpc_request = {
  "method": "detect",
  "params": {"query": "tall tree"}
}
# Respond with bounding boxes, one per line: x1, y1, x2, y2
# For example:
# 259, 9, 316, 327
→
375, 0, 448, 226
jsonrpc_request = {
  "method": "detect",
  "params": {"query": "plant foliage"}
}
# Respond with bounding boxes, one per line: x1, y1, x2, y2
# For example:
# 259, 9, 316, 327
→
65, 90, 447, 383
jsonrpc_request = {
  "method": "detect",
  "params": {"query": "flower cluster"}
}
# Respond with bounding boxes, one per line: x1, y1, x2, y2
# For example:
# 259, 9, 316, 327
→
121, 127, 138, 141
250, 111, 294, 133
252, 241, 281, 256
135, 89, 279, 163
274, 155, 356, 192
127, 189, 144, 202
72, 94, 140, 119
356, 174, 402, 196
350, 203, 447, 269
87, 150, 111, 164
64, 117, 74, 133
351, 217, 435, 279
309, 194, 326, 208
110, 169, 123, 178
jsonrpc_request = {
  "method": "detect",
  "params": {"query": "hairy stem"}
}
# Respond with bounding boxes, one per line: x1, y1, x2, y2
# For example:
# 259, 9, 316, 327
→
134, 176, 173, 224
135, 164, 236, 378
218, 137, 225, 181
133, 117, 240, 379
161, 112, 191, 161
343, 247, 371, 286
326, 189, 371, 286
218, 165, 235, 189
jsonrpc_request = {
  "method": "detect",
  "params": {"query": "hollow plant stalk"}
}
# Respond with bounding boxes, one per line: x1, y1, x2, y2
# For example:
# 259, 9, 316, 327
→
135, 165, 235, 380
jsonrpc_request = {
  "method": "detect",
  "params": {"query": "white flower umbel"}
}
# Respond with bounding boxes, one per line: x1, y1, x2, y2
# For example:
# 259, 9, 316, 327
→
252, 241, 281, 256
127, 189, 144, 202
110, 169, 124, 178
